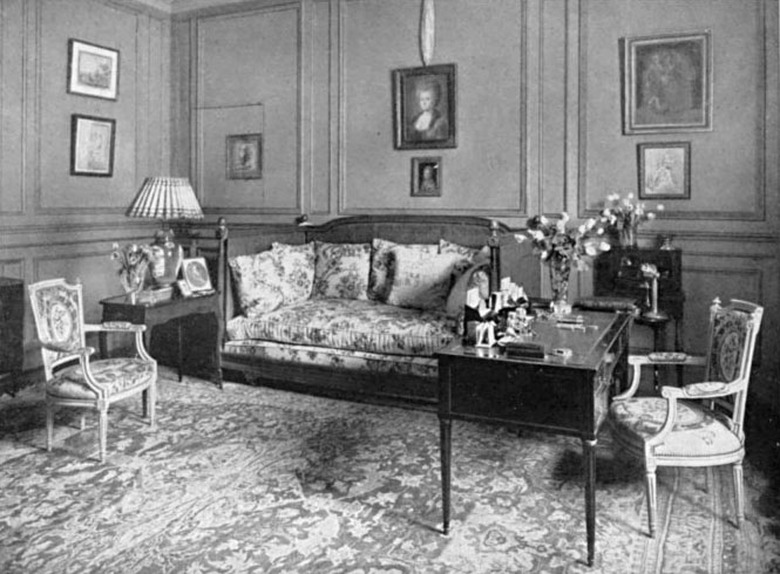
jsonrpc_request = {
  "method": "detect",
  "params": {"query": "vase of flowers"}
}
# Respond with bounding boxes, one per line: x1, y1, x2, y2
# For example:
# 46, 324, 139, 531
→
110, 243, 152, 302
516, 213, 612, 315
600, 193, 664, 248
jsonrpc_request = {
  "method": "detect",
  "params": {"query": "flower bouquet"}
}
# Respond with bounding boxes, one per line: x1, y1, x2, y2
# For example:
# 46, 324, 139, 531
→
110, 243, 153, 298
600, 193, 664, 247
516, 212, 611, 314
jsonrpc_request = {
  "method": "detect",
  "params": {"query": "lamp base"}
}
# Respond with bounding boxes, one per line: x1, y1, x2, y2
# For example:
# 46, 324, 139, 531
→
150, 230, 183, 287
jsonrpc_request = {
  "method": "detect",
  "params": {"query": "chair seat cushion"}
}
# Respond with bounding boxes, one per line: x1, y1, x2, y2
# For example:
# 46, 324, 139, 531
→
609, 397, 743, 459
47, 358, 156, 400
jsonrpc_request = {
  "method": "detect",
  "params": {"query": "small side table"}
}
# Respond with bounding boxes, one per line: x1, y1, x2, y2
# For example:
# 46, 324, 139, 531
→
99, 292, 222, 387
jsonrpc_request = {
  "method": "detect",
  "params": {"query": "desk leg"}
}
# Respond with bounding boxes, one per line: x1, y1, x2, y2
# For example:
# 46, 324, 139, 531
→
439, 416, 452, 535
583, 437, 597, 567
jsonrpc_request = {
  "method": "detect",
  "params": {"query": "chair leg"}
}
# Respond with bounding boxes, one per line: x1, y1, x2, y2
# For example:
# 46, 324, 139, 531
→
645, 465, 658, 538
147, 384, 157, 429
98, 407, 108, 463
46, 402, 54, 452
733, 462, 745, 528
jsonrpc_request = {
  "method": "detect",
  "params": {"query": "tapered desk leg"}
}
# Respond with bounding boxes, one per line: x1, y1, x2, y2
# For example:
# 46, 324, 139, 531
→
583, 437, 597, 567
439, 416, 452, 535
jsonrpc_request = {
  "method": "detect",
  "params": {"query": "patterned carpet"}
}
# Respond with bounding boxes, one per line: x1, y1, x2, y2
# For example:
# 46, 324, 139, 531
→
1, 368, 778, 573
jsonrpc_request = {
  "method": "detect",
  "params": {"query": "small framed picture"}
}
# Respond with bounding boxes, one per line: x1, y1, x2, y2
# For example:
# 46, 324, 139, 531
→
638, 142, 691, 199
393, 64, 457, 150
411, 156, 442, 197
620, 31, 712, 134
181, 258, 213, 293
176, 279, 193, 298
70, 114, 116, 177
226, 134, 262, 180
67, 39, 119, 100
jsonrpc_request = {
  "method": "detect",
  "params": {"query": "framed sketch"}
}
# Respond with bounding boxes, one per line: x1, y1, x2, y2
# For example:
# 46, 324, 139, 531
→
393, 64, 456, 150
638, 142, 690, 199
67, 39, 119, 100
181, 258, 213, 293
226, 134, 262, 180
621, 31, 711, 134
70, 114, 116, 177
411, 156, 442, 197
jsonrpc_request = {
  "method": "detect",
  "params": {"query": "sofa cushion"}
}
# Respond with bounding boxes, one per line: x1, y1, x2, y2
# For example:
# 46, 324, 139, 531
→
368, 239, 438, 302
312, 241, 371, 300
228, 251, 285, 317
439, 239, 491, 265
445, 263, 491, 318
271, 242, 316, 304
226, 298, 457, 357
386, 250, 469, 310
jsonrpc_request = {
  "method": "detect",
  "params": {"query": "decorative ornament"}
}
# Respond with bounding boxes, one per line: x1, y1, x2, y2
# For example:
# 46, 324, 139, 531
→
420, 0, 435, 66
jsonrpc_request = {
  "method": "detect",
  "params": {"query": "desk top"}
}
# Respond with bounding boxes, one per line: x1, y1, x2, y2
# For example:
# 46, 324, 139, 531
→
439, 310, 631, 371
100, 291, 216, 309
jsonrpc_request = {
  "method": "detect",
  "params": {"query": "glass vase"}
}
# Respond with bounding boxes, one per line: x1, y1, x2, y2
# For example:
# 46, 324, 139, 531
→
549, 257, 572, 315
619, 225, 638, 248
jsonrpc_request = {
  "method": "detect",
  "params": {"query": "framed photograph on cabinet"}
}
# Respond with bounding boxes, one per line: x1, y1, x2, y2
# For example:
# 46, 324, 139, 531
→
70, 114, 116, 177
181, 258, 213, 294
393, 64, 457, 150
226, 134, 262, 180
638, 142, 690, 199
411, 156, 442, 197
67, 39, 119, 100
621, 31, 711, 134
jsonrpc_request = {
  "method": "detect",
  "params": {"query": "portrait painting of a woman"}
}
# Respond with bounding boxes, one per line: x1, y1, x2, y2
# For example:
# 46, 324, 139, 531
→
393, 64, 456, 149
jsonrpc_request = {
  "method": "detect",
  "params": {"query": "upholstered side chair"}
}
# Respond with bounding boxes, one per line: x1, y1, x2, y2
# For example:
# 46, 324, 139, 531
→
608, 297, 763, 538
28, 278, 157, 462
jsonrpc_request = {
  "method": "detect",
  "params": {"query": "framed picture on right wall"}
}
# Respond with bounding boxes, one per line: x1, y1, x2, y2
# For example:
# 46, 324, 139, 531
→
638, 141, 691, 200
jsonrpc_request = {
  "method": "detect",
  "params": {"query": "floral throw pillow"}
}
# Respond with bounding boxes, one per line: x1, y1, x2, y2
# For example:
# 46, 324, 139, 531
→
228, 251, 285, 317
385, 250, 469, 310
368, 239, 438, 302
312, 241, 371, 300
439, 239, 491, 265
271, 242, 316, 304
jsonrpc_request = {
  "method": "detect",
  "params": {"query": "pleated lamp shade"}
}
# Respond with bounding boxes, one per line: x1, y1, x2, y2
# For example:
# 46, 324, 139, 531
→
126, 177, 204, 221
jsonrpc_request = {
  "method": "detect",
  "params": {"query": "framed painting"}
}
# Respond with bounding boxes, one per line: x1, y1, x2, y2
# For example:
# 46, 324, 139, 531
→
638, 142, 690, 199
67, 39, 119, 100
621, 31, 711, 134
181, 258, 213, 293
411, 156, 442, 197
70, 114, 116, 177
226, 134, 262, 180
393, 64, 457, 150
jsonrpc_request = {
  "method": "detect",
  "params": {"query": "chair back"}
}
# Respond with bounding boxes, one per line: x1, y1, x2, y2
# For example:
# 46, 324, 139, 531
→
704, 298, 763, 437
28, 278, 86, 379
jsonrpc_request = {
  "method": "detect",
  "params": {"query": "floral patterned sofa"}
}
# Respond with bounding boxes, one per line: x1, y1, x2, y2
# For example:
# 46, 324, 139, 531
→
210, 215, 539, 410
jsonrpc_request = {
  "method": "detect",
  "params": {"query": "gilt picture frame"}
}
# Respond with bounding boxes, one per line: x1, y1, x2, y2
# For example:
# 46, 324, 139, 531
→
393, 64, 457, 150
621, 31, 712, 134
67, 39, 119, 101
638, 142, 691, 199
411, 156, 442, 197
70, 114, 116, 177
226, 134, 262, 180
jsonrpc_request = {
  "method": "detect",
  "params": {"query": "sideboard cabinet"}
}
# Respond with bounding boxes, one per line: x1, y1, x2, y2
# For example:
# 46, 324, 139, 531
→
0, 278, 24, 396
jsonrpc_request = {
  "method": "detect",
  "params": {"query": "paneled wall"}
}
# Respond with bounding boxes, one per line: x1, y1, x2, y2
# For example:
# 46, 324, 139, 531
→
0, 0, 172, 367
171, 0, 780, 411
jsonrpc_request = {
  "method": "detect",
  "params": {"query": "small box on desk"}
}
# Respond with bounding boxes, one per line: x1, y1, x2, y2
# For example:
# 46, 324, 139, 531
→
574, 296, 638, 314
504, 341, 545, 359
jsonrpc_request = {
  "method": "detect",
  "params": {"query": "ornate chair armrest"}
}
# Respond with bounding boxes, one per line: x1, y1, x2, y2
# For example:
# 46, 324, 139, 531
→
86, 322, 147, 333
680, 380, 744, 399
613, 355, 648, 400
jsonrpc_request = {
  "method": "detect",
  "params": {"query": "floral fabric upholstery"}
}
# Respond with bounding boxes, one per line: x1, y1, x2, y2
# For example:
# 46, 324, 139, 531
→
439, 239, 490, 265
226, 297, 457, 357
228, 251, 285, 317
708, 309, 749, 382
609, 398, 742, 458
47, 358, 157, 400
385, 250, 468, 310
312, 241, 371, 300
29, 283, 83, 367
367, 239, 438, 302
271, 242, 316, 304
224, 339, 438, 379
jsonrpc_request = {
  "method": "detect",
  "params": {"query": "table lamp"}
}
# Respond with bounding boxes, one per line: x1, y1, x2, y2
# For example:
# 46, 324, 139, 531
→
126, 177, 204, 287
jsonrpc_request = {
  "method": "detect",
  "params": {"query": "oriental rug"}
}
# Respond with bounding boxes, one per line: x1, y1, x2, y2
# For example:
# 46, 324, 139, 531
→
1, 369, 778, 573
